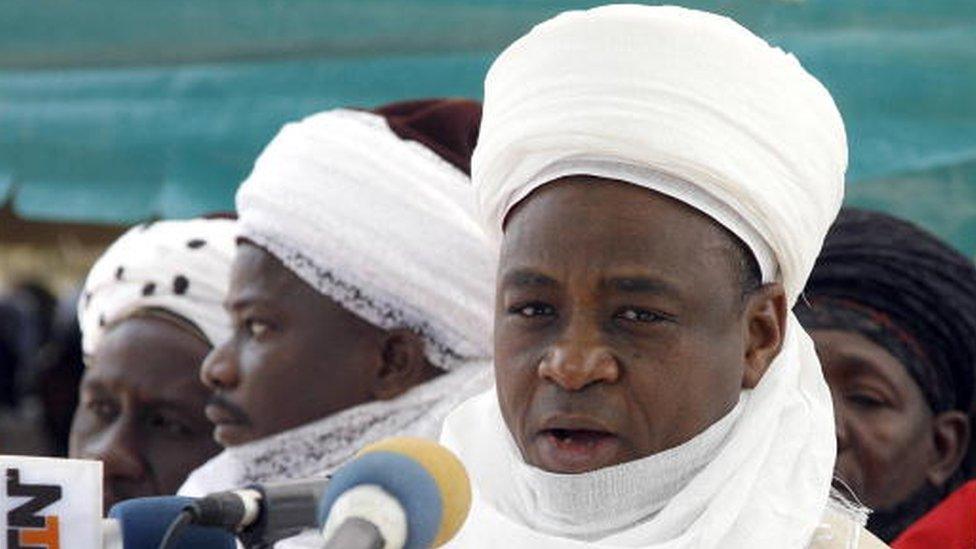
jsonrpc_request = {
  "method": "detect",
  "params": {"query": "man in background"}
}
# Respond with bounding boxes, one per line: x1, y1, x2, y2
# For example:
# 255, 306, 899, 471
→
71, 218, 235, 511
798, 208, 976, 542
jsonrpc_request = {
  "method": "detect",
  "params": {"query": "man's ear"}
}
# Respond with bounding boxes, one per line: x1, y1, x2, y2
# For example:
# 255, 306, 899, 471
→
927, 410, 970, 487
741, 283, 787, 389
372, 329, 436, 400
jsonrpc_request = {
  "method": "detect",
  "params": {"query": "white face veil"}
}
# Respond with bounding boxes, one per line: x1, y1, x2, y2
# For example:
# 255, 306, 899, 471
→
441, 4, 848, 548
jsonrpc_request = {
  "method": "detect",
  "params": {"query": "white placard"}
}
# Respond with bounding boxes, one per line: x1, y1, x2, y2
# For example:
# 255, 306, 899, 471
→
1, 455, 102, 549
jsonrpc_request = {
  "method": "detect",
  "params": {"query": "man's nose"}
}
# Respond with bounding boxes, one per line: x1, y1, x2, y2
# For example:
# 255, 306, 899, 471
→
538, 316, 620, 391
80, 420, 145, 481
200, 339, 240, 391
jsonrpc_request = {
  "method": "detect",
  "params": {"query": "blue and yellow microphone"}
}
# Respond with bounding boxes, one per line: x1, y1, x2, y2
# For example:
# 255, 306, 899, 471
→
317, 437, 471, 549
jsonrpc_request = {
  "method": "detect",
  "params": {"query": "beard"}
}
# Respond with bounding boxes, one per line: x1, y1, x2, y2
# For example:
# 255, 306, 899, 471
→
866, 482, 946, 543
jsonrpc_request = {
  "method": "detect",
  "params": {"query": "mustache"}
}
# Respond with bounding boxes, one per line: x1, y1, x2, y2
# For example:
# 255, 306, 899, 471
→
528, 385, 624, 431
207, 392, 251, 425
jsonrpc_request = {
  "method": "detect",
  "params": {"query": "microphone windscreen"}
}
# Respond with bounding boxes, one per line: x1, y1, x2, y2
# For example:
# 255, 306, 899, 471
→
359, 437, 471, 547
108, 496, 237, 549
317, 437, 471, 549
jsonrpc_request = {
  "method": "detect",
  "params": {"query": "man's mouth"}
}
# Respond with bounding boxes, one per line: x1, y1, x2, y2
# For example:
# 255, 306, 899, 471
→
533, 418, 622, 473
205, 395, 252, 446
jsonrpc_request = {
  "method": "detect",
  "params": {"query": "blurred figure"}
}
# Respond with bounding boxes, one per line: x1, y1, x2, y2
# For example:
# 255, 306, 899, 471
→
180, 99, 494, 497
0, 282, 59, 456
69, 218, 234, 511
797, 208, 976, 542
32, 289, 85, 456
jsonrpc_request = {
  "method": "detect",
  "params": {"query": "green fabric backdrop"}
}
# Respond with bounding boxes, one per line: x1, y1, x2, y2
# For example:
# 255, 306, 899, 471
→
2, 1, 974, 253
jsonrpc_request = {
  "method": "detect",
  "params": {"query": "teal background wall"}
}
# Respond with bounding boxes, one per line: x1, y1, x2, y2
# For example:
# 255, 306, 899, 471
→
2, 1, 974, 253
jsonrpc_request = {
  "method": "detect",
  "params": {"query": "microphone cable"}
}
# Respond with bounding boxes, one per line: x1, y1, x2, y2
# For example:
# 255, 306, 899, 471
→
158, 509, 193, 549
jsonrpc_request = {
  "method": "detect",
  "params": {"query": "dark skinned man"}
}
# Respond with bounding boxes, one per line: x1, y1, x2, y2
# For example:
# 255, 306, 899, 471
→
439, 5, 885, 548
797, 208, 976, 543
179, 99, 494, 495
70, 218, 235, 511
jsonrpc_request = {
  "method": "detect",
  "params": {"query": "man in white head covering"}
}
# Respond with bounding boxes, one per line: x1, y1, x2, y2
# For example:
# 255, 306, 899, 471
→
71, 217, 235, 511
179, 99, 494, 501
440, 5, 885, 548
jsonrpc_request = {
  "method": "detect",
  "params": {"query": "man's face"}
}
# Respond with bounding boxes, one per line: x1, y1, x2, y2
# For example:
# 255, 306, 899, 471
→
813, 328, 937, 509
495, 177, 765, 474
69, 316, 219, 512
201, 242, 387, 447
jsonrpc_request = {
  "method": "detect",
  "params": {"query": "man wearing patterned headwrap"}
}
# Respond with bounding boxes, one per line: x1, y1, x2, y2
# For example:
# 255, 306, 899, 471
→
797, 208, 976, 543
71, 217, 236, 511
438, 5, 885, 548
178, 99, 494, 504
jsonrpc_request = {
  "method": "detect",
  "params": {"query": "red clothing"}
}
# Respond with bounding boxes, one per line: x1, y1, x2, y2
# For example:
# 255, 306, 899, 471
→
893, 481, 976, 549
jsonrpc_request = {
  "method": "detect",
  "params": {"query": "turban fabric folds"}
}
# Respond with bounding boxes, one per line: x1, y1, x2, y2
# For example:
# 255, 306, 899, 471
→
236, 99, 492, 370
472, 4, 847, 303
798, 208, 976, 415
79, 218, 236, 355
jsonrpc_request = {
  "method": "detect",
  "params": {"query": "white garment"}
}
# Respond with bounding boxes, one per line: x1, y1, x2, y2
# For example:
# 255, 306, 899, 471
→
442, 317, 833, 547
179, 362, 491, 496
449, 4, 848, 547
236, 108, 494, 370
78, 218, 236, 354
503, 398, 744, 540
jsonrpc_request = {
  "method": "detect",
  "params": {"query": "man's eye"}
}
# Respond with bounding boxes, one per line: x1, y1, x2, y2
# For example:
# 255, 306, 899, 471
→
508, 302, 555, 318
615, 307, 665, 323
147, 414, 192, 437
846, 393, 886, 409
244, 319, 271, 338
86, 399, 118, 422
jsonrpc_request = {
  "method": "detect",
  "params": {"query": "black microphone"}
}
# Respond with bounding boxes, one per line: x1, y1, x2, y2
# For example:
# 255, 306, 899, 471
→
179, 476, 330, 548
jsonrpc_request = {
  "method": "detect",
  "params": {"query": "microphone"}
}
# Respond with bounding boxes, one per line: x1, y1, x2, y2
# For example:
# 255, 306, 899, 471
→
317, 437, 471, 549
176, 476, 330, 547
107, 496, 236, 549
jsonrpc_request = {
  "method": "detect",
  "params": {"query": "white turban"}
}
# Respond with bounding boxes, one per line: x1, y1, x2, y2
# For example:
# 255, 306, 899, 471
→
236, 102, 493, 369
473, 4, 847, 303
79, 218, 236, 355
442, 6, 853, 548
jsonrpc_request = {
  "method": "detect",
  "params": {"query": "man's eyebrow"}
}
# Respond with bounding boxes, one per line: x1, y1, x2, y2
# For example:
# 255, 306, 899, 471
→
602, 275, 680, 296
500, 268, 558, 288
224, 293, 266, 312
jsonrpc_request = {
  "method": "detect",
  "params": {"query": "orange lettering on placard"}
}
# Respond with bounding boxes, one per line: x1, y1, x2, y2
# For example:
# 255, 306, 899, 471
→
18, 515, 59, 549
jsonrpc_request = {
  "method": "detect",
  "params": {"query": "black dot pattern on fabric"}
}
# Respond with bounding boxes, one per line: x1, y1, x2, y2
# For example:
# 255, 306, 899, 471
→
98, 314, 106, 327
186, 239, 206, 249
142, 282, 156, 296
173, 275, 189, 295
84, 292, 92, 309
115, 266, 124, 280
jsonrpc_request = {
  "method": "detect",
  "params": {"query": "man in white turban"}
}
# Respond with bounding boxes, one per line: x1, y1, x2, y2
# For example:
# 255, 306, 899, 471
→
71, 217, 235, 512
440, 5, 885, 548
179, 100, 494, 512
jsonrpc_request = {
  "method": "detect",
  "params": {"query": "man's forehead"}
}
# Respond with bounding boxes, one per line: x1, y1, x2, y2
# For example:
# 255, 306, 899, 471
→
231, 242, 297, 295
